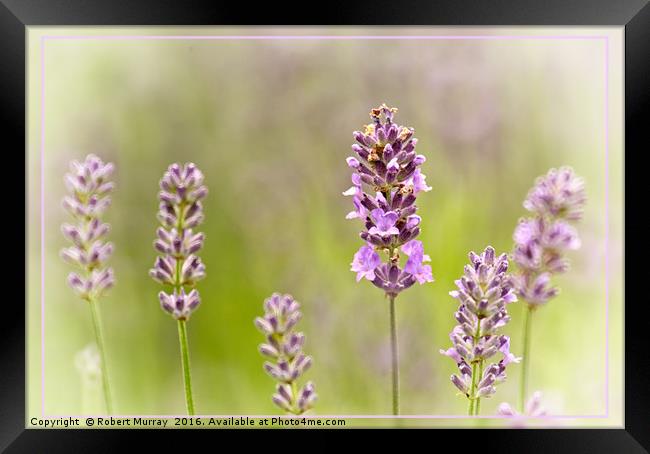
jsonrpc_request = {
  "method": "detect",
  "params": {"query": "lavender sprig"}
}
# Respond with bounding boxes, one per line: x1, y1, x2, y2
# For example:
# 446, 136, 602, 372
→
440, 246, 519, 415
149, 163, 208, 415
512, 168, 586, 411
61, 154, 115, 414
344, 104, 434, 415
255, 293, 317, 415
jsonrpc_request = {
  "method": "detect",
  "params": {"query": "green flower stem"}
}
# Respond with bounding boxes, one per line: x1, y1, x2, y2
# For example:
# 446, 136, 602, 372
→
468, 361, 478, 416
389, 295, 400, 416
468, 316, 483, 416
172, 207, 196, 416
475, 361, 484, 415
519, 304, 534, 412
88, 298, 113, 414
177, 319, 195, 415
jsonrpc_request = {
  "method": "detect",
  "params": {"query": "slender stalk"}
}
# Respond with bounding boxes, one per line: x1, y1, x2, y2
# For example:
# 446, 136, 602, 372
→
519, 304, 534, 412
88, 298, 113, 414
172, 237, 196, 415
388, 295, 400, 416
469, 316, 483, 416
177, 319, 195, 415
468, 318, 483, 416
474, 360, 483, 416
468, 361, 478, 416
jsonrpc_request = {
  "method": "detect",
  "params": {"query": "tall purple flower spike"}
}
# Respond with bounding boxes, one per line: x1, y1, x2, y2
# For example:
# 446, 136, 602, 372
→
150, 163, 208, 320
344, 104, 434, 297
255, 293, 317, 415
61, 154, 115, 414
512, 167, 586, 307
440, 246, 518, 415
61, 154, 115, 301
512, 167, 586, 414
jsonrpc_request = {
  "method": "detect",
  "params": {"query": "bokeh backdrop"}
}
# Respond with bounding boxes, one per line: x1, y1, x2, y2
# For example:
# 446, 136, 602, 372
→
27, 27, 623, 427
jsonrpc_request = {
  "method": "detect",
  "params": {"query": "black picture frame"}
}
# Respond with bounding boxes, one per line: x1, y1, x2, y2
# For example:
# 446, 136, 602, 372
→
2, 0, 647, 451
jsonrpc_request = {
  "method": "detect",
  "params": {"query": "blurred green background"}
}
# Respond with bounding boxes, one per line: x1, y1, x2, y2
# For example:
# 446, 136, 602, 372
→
27, 27, 623, 427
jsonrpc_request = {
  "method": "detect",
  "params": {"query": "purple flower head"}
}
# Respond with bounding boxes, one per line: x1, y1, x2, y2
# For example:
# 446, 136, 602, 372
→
513, 168, 585, 307
342, 173, 362, 196
403, 240, 434, 284
523, 167, 586, 221
67, 268, 115, 301
449, 246, 517, 317
151, 162, 207, 320
179, 255, 206, 285
159, 162, 208, 204
62, 155, 115, 219
296, 381, 318, 413
159, 288, 200, 321
514, 218, 580, 258
154, 227, 205, 257
345, 196, 368, 220
512, 273, 558, 307
61, 241, 114, 271
61, 154, 115, 301
368, 209, 400, 237
350, 245, 381, 282
404, 254, 434, 284
542, 220, 581, 251
255, 293, 316, 415
345, 104, 434, 297
408, 168, 432, 194
498, 336, 521, 366
371, 263, 417, 297
439, 347, 462, 363
442, 246, 516, 406
401, 239, 429, 261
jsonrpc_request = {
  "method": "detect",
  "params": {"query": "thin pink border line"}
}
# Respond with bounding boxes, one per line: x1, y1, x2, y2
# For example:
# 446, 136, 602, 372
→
45, 414, 609, 420
40, 36, 46, 419
603, 37, 610, 418
41, 34, 609, 41
38, 33, 612, 421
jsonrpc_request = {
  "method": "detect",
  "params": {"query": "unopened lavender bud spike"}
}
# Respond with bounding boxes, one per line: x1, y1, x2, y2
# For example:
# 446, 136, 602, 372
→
60, 154, 115, 414
150, 162, 208, 416
255, 293, 317, 415
441, 246, 517, 415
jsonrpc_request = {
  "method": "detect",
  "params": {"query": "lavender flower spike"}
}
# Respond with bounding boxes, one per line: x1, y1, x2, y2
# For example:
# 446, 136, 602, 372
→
255, 293, 317, 415
150, 162, 208, 415
513, 168, 586, 412
345, 104, 434, 296
441, 246, 518, 415
60, 154, 115, 414
344, 104, 434, 416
